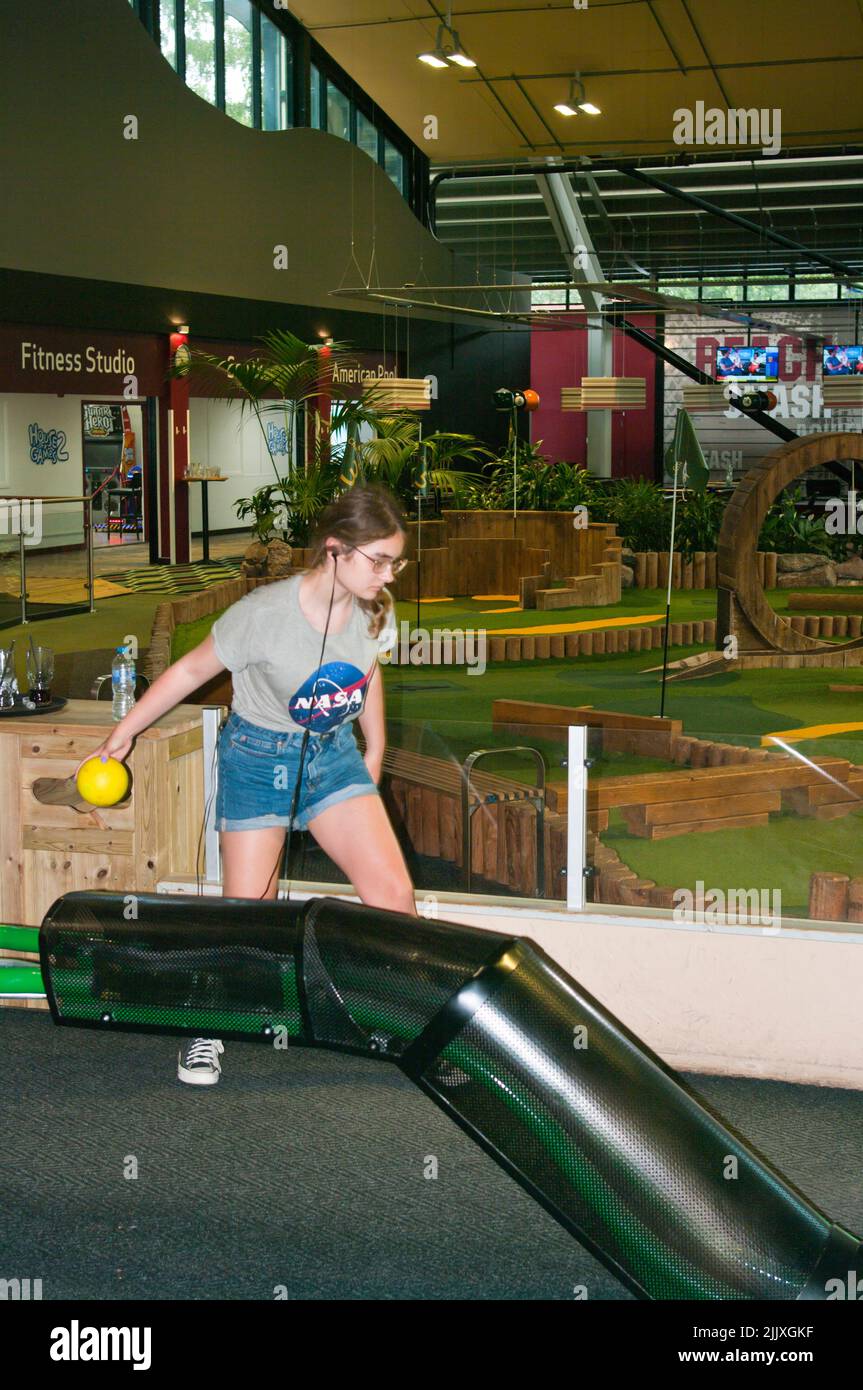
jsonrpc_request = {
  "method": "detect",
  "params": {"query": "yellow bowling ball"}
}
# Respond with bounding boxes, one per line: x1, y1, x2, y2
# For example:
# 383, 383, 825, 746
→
76, 756, 130, 807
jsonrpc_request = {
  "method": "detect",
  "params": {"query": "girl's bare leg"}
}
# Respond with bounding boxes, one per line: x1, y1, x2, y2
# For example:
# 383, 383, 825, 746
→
306, 795, 417, 917
220, 827, 286, 900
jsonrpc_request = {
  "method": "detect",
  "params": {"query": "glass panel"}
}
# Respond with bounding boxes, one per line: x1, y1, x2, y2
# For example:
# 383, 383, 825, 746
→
159, 0, 177, 70
745, 281, 790, 301
0, 499, 90, 631
356, 109, 378, 161
261, 14, 291, 130
185, 0, 217, 107
326, 80, 350, 141
310, 63, 324, 129
531, 285, 567, 308
701, 278, 744, 301
383, 137, 405, 193
795, 280, 839, 300
223, 0, 253, 127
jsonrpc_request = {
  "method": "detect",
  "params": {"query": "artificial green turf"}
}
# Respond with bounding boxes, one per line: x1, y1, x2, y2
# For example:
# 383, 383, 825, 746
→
604, 807, 863, 920
170, 593, 863, 911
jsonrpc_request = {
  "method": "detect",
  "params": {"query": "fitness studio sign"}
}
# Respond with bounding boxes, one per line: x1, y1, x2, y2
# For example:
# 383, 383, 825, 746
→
0, 325, 164, 396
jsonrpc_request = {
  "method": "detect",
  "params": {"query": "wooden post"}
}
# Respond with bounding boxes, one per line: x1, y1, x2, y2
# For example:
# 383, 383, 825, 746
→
808, 872, 850, 921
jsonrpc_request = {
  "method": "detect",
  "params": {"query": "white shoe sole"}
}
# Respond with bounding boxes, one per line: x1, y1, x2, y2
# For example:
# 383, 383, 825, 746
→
177, 1063, 222, 1086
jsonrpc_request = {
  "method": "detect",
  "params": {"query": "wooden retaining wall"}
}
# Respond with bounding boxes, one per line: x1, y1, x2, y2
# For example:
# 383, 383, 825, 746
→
384, 778, 567, 901
631, 551, 779, 590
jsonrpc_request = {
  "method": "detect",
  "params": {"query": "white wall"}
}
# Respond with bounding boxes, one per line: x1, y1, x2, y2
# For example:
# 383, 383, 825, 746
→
187, 399, 294, 536
0, 393, 85, 545
664, 306, 863, 478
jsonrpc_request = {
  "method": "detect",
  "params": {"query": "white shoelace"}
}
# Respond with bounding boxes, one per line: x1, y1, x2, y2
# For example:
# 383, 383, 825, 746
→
182, 1039, 224, 1067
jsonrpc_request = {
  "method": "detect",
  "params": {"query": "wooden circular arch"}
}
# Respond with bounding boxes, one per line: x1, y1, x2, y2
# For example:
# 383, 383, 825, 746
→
717, 432, 863, 654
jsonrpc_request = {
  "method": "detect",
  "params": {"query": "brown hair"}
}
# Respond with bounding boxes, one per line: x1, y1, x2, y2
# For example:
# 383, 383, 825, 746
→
305, 483, 410, 637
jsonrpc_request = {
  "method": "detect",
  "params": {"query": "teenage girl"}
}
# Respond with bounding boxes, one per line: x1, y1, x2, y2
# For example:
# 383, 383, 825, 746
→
87, 482, 417, 1085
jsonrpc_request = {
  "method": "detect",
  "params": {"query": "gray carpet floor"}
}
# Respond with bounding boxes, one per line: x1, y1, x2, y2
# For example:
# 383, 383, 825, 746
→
2, 1008, 861, 1301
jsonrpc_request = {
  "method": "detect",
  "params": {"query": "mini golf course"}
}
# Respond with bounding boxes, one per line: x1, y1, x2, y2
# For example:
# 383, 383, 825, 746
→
171, 587, 863, 918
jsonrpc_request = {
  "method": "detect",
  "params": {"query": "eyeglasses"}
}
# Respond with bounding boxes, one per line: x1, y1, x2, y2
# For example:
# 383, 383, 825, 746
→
351, 544, 408, 577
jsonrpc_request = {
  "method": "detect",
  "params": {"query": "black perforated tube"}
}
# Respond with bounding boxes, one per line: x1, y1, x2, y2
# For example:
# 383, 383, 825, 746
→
40, 890, 861, 1300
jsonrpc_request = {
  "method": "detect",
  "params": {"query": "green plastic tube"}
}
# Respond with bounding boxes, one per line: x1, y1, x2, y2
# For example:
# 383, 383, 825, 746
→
0, 924, 40, 953
0, 963, 45, 995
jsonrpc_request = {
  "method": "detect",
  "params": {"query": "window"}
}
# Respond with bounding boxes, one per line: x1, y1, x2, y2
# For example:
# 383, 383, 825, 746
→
356, 110, 379, 162
223, 0, 253, 127
795, 279, 839, 300
701, 277, 744, 301
159, 0, 177, 69
531, 285, 567, 308
745, 281, 790, 302
261, 14, 291, 130
326, 80, 350, 141
185, 0, 217, 106
383, 137, 405, 194
309, 63, 322, 129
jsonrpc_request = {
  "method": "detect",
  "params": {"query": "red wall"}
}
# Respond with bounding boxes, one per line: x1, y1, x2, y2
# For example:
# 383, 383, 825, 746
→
529, 313, 657, 478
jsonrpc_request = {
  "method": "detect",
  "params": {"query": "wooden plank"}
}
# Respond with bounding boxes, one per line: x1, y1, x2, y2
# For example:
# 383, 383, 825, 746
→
168, 727, 203, 760
588, 758, 852, 810
649, 813, 770, 840
420, 786, 441, 859
0, 699, 201, 736
492, 700, 682, 736
438, 793, 459, 863
22, 827, 133, 854
640, 790, 781, 825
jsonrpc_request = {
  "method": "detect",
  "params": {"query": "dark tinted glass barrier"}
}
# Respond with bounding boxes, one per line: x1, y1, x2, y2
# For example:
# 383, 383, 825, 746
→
40, 891, 860, 1300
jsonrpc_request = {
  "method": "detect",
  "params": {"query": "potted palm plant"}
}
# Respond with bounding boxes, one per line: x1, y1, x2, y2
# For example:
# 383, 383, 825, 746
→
174, 332, 491, 570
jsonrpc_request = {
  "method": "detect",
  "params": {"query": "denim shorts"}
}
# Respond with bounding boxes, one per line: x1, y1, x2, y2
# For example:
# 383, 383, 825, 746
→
215, 712, 379, 832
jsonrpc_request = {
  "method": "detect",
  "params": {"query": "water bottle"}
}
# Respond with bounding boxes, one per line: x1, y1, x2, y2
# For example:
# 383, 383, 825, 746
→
111, 645, 136, 722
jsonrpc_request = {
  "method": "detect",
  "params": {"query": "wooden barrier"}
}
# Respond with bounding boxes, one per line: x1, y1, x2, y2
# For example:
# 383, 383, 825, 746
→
376, 745, 561, 899
629, 551, 779, 590
0, 700, 207, 927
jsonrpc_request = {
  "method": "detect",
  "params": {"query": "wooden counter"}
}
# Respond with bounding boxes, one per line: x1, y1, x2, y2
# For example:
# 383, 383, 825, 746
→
0, 700, 212, 926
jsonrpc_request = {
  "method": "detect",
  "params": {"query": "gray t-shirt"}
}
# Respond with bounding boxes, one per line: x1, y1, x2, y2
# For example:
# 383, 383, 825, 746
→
211, 575, 392, 735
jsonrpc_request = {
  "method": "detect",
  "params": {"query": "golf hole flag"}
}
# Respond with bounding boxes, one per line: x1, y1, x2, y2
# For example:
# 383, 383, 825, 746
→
665, 408, 709, 492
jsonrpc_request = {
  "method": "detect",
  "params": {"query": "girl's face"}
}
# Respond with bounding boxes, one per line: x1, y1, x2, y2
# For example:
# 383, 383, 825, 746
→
332, 530, 406, 599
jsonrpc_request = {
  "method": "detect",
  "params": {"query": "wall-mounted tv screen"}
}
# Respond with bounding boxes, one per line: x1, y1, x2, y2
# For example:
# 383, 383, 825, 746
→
715, 345, 779, 381
823, 345, 863, 376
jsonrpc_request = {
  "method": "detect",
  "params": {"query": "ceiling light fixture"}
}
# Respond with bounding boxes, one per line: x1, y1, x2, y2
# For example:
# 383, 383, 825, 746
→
554, 73, 601, 117
417, 6, 476, 70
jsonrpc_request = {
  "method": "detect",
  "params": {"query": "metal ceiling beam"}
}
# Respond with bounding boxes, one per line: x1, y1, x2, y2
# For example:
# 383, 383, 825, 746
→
535, 161, 612, 473
612, 165, 863, 287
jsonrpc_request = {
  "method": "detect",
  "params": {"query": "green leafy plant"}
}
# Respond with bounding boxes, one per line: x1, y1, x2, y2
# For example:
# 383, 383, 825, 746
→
758, 486, 846, 558
608, 478, 670, 552
675, 490, 726, 559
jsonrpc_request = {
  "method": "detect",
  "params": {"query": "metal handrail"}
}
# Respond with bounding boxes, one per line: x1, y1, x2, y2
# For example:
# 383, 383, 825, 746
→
4, 495, 96, 625
461, 746, 546, 897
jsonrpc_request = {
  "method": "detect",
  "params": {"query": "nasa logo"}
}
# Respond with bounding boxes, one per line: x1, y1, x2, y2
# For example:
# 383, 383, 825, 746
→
289, 661, 368, 733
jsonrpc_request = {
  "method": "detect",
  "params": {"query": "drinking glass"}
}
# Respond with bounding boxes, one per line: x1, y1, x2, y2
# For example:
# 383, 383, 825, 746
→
26, 645, 54, 706
0, 648, 16, 709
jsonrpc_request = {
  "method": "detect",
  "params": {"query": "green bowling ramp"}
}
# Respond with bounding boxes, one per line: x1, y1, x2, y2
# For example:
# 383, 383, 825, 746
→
13, 889, 859, 1301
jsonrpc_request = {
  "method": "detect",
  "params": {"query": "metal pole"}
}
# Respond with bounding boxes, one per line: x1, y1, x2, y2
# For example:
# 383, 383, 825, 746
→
566, 724, 588, 911
416, 420, 422, 632
201, 706, 224, 884
660, 464, 680, 719
86, 497, 95, 614
18, 521, 27, 626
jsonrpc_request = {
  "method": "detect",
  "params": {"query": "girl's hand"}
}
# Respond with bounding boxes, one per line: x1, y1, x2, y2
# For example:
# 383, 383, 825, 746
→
75, 729, 133, 776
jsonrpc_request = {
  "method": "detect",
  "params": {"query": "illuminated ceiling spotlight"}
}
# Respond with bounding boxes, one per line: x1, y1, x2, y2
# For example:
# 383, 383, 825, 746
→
418, 6, 476, 69
554, 73, 601, 117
